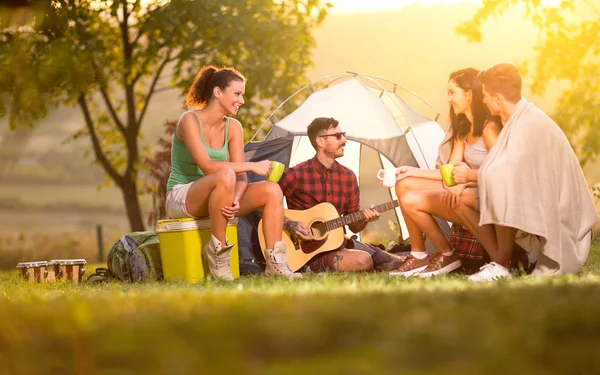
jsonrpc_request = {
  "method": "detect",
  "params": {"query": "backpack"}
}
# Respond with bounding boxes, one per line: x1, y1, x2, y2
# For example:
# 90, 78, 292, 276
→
87, 231, 163, 283
237, 212, 266, 275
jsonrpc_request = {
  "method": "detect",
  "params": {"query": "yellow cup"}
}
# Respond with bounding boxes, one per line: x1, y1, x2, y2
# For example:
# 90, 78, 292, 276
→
267, 161, 285, 183
440, 164, 456, 187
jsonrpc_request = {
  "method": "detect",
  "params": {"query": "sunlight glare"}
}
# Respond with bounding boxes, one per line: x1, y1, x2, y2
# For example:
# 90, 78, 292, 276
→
328, 0, 564, 14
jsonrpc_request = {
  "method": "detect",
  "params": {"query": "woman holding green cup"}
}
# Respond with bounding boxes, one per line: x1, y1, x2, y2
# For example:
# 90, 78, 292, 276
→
165, 65, 301, 280
390, 68, 502, 278
267, 161, 286, 183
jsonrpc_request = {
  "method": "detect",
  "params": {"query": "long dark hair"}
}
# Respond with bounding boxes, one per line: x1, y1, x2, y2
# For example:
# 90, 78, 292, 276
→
185, 65, 246, 109
449, 68, 495, 139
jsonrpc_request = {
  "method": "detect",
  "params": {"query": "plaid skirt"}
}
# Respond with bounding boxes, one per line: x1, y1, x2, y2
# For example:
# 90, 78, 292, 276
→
449, 224, 535, 274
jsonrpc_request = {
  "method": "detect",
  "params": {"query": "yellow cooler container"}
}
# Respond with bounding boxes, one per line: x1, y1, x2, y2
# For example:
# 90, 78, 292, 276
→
156, 218, 239, 283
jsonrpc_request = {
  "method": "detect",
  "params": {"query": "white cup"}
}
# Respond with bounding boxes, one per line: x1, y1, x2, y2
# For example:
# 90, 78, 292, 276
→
377, 167, 398, 188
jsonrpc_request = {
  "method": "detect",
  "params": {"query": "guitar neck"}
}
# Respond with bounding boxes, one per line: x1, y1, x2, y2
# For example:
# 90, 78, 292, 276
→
325, 200, 399, 231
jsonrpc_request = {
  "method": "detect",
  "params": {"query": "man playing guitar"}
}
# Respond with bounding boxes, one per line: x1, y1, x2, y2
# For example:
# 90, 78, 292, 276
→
278, 117, 406, 272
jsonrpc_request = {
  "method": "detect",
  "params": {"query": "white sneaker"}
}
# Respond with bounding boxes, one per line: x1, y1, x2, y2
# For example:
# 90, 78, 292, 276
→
468, 262, 512, 282
264, 241, 302, 279
202, 234, 234, 280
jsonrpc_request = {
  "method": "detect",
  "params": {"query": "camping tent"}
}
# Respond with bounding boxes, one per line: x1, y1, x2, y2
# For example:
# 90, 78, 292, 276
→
239, 73, 450, 271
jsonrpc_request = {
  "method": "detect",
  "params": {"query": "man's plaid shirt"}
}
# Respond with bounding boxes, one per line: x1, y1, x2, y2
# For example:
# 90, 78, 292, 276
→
278, 156, 360, 216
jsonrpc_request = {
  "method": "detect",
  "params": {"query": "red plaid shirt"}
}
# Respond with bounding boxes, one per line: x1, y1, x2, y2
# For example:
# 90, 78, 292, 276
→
278, 156, 360, 215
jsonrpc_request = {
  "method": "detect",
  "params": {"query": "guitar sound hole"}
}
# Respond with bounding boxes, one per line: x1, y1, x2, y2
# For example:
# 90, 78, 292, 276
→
310, 221, 327, 239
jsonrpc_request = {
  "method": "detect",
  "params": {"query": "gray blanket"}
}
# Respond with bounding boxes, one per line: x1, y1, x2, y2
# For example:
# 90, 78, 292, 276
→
478, 98, 599, 275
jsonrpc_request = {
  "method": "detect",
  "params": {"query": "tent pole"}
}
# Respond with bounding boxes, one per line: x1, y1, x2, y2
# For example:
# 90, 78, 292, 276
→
248, 116, 277, 143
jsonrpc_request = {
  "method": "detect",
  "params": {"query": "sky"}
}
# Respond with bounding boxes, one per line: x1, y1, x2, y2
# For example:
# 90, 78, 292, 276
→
327, 0, 562, 13
327, 0, 474, 13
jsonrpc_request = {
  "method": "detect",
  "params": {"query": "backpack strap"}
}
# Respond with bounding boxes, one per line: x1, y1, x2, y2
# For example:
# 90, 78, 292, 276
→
86, 267, 115, 284
120, 235, 139, 253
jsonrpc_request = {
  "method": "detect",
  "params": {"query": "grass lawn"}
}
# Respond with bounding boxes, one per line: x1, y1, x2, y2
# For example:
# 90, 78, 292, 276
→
1, 239, 599, 375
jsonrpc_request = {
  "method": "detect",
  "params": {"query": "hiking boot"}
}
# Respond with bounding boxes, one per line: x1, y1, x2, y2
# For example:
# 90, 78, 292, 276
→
264, 241, 302, 279
468, 262, 512, 282
202, 234, 234, 281
418, 252, 462, 278
389, 254, 430, 277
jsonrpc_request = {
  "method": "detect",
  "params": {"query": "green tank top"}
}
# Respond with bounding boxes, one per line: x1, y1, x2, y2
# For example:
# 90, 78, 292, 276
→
166, 111, 229, 191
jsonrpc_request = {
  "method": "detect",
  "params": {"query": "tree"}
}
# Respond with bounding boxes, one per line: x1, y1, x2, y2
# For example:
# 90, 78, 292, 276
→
456, 0, 600, 167
145, 119, 176, 227
0, 0, 330, 231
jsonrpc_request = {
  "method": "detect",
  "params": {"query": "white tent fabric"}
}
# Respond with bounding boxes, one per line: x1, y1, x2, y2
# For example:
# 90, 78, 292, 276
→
277, 79, 406, 139
405, 123, 445, 169
244, 73, 448, 247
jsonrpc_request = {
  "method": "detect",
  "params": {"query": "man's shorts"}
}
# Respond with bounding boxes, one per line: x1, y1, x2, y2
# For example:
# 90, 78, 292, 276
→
165, 182, 194, 219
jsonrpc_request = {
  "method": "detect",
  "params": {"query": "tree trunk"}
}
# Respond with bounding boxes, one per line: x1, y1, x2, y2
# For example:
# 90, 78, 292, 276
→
122, 177, 145, 231
77, 94, 145, 231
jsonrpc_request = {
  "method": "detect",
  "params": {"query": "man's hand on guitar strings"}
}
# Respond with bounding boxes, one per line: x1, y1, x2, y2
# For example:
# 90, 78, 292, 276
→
362, 204, 381, 223
284, 220, 313, 241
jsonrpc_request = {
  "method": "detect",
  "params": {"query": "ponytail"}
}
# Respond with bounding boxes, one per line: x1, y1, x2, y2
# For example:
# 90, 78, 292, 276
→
185, 66, 245, 109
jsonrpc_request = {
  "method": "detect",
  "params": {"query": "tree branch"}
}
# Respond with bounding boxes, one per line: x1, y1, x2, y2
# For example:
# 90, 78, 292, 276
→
99, 86, 126, 135
137, 51, 172, 127
117, 1, 140, 180
77, 93, 124, 187
167, 50, 183, 63
153, 85, 177, 94
119, 1, 130, 52
131, 41, 169, 84
132, 29, 144, 46
132, 17, 147, 47
88, 56, 127, 135
118, 1, 136, 125
119, 0, 133, 87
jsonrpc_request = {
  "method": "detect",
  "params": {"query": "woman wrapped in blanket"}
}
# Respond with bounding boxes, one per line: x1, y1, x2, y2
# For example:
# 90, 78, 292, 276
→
390, 68, 502, 278
165, 66, 301, 280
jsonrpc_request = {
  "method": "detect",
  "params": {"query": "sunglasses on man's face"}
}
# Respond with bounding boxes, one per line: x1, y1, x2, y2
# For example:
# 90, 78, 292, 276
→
318, 132, 346, 140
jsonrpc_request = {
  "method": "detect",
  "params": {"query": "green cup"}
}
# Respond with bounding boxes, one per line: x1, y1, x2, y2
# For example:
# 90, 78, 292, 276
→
267, 161, 285, 183
440, 163, 456, 187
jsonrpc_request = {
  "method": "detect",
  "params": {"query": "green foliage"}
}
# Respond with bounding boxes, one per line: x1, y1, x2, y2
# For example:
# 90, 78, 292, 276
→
456, 0, 600, 167
0, 0, 330, 230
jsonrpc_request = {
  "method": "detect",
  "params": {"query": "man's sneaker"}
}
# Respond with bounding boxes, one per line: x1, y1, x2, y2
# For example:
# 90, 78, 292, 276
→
389, 254, 430, 277
202, 234, 234, 280
264, 241, 302, 279
418, 252, 462, 278
468, 262, 512, 282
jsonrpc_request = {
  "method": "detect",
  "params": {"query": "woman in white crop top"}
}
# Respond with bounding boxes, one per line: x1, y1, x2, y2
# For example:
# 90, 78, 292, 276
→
389, 68, 502, 278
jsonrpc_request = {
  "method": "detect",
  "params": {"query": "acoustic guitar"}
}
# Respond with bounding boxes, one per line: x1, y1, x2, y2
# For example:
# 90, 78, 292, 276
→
257, 200, 399, 272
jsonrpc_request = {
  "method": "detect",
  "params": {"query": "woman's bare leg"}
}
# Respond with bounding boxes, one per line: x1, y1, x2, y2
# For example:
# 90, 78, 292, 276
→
395, 177, 446, 252
185, 168, 236, 244
400, 189, 477, 253
236, 181, 284, 250
453, 190, 499, 261
395, 176, 444, 194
